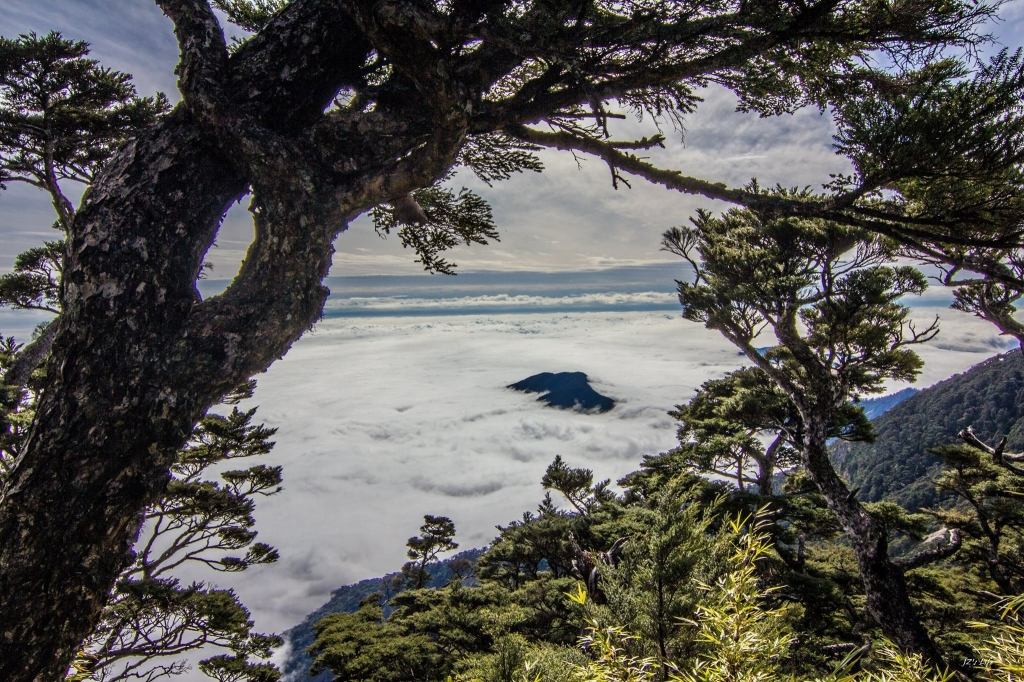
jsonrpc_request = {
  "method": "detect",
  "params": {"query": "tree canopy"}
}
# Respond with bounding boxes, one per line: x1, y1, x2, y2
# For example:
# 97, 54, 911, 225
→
0, 31, 168, 229
402, 515, 460, 590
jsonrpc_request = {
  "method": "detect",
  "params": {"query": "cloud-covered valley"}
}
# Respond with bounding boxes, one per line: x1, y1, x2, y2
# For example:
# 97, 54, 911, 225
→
322, 291, 678, 316
164, 303, 1020, 651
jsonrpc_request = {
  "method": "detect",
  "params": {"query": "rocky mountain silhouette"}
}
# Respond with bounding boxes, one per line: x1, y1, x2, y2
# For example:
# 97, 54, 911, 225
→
508, 371, 615, 413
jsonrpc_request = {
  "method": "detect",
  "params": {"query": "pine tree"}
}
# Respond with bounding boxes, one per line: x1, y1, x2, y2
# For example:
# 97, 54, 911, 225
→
667, 368, 803, 496
929, 434, 1024, 595
662, 196, 957, 665
308, 475, 732, 682
0, 31, 169, 229
0, 31, 168, 389
478, 496, 577, 590
598, 483, 728, 669
542, 455, 615, 516
402, 515, 459, 590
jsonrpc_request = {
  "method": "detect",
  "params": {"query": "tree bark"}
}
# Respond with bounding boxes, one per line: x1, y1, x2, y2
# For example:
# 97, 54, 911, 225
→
2, 320, 58, 390
756, 434, 784, 496
0, 2, 373, 678
0, 113, 240, 682
800, 413, 946, 667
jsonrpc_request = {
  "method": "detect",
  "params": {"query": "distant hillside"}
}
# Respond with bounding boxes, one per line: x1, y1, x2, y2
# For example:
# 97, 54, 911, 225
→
282, 548, 484, 682
833, 350, 1024, 511
857, 388, 918, 421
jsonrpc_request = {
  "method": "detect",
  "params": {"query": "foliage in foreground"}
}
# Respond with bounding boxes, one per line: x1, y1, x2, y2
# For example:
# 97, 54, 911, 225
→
306, 447, 1008, 682
51, 385, 285, 682
307, 496, 1024, 682
573, 515, 1024, 682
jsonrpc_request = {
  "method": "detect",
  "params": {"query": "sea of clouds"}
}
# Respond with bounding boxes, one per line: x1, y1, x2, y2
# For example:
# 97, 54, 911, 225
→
211, 310, 745, 632
322, 291, 678, 316
172, 298, 1018, 650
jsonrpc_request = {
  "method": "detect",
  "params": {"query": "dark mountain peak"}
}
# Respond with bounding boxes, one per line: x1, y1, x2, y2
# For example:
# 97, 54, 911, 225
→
508, 372, 616, 413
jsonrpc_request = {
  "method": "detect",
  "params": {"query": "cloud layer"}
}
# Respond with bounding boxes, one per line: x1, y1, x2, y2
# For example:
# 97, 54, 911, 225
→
161, 305, 1015, 649
322, 291, 679, 316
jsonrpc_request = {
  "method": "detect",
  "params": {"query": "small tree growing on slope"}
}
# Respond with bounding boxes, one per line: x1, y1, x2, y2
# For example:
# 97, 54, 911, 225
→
402, 515, 459, 590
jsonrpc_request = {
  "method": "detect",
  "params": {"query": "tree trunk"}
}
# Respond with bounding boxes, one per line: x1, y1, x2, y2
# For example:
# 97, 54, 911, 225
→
756, 434, 784, 496
800, 413, 945, 667
0, 2, 373, 677
0, 117, 241, 682
757, 310, 946, 666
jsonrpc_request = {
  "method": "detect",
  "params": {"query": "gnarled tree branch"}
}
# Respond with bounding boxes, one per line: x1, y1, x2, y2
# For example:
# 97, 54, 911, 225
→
1, 319, 58, 390
156, 0, 231, 120
894, 528, 963, 570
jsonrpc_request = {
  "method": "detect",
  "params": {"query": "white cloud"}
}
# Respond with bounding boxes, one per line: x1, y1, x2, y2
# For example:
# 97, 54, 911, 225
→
159, 305, 1010, 656
322, 291, 676, 315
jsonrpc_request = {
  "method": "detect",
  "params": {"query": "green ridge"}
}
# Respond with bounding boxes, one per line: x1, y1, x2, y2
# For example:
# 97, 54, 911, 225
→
833, 349, 1024, 511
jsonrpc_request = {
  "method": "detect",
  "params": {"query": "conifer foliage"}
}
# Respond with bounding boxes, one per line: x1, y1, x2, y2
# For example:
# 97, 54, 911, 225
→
33, 386, 284, 682
0, 31, 169, 229
10, 378, 287, 682
929, 433, 1024, 596
304, 478, 1024, 682
402, 515, 460, 590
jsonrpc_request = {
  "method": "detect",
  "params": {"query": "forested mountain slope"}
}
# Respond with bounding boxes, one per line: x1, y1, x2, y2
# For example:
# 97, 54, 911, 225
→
859, 388, 919, 420
283, 549, 484, 682
833, 350, 1024, 510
